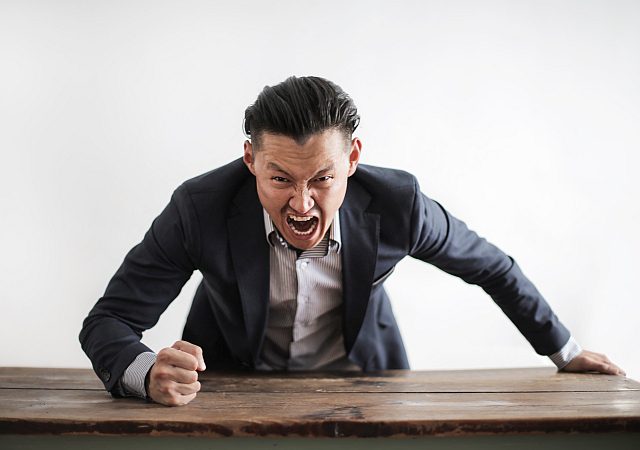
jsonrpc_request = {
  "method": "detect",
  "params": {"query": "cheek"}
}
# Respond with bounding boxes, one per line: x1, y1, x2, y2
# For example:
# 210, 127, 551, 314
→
316, 185, 347, 213
257, 183, 288, 209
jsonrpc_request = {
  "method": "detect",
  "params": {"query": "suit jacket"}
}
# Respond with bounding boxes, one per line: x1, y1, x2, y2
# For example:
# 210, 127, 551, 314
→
80, 158, 570, 395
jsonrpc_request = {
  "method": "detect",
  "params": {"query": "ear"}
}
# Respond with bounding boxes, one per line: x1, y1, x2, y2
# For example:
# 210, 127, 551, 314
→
243, 140, 256, 176
347, 137, 362, 177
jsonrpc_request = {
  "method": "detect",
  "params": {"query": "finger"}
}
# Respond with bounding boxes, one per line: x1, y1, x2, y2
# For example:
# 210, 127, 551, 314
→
595, 362, 622, 376
174, 380, 201, 396
589, 352, 625, 376
179, 392, 197, 405
609, 363, 626, 377
149, 379, 199, 406
172, 340, 206, 371
156, 347, 199, 371
162, 391, 198, 407
155, 364, 199, 385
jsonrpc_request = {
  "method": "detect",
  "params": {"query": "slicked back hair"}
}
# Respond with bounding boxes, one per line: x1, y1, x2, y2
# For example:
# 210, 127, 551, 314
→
243, 76, 360, 149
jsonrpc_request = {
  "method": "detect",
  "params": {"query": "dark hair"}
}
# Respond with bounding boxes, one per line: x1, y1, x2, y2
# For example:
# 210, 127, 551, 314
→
243, 76, 360, 148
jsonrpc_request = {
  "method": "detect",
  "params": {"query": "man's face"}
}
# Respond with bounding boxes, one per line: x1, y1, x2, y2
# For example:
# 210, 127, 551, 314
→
243, 129, 361, 250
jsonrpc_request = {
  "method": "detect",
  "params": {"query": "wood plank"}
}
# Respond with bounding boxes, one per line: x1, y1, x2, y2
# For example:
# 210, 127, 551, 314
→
196, 368, 640, 393
2, 367, 638, 393
0, 368, 103, 390
1, 388, 639, 437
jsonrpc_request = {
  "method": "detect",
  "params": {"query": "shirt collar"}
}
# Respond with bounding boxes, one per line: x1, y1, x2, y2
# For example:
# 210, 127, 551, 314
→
263, 209, 342, 253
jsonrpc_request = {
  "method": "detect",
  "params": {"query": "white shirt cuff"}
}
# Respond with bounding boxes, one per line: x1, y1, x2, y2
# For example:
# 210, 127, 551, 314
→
548, 336, 582, 370
121, 351, 156, 398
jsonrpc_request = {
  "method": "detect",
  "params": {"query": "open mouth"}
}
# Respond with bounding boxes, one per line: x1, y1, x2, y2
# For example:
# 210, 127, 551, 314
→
286, 215, 319, 236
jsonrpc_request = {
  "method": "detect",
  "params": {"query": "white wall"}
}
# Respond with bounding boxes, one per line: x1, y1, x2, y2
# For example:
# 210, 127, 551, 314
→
1, 0, 638, 379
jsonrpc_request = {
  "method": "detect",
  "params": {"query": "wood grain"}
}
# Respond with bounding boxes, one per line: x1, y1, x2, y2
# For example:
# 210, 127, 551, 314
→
0, 367, 103, 390
3, 367, 638, 392
194, 367, 640, 393
1, 367, 639, 437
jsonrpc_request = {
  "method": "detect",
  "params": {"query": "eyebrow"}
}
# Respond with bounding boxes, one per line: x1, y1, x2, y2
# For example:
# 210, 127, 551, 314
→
266, 162, 289, 174
266, 162, 335, 178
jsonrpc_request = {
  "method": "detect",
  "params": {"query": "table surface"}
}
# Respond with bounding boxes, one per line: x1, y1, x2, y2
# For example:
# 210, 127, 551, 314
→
1, 367, 639, 438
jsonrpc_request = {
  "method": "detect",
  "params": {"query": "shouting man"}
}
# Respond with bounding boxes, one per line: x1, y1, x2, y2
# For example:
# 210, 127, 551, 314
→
80, 76, 624, 406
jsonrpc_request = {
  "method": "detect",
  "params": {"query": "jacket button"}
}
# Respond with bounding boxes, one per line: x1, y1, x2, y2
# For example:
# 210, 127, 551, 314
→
99, 368, 111, 382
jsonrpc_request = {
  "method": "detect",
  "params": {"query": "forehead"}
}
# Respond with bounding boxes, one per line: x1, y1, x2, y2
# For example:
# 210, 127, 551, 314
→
255, 130, 348, 174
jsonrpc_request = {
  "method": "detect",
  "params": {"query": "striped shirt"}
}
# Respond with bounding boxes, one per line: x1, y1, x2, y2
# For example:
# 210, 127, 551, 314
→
256, 209, 360, 371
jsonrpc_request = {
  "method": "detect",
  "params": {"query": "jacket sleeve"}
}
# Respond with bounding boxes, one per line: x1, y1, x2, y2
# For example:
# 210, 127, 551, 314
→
79, 184, 200, 395
407, 177, 570, 355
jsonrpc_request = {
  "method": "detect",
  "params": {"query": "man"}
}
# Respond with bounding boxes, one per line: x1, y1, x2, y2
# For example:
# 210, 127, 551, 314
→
80, 76, 624, 407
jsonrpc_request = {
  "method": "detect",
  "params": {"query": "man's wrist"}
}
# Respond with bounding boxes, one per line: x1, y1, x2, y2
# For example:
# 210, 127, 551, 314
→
121, 351, 157, 398
549, 336, 583, 370
144, 364, 153, 399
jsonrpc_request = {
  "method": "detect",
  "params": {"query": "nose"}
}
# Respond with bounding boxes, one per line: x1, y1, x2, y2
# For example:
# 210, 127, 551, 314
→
289, 187, 314, 213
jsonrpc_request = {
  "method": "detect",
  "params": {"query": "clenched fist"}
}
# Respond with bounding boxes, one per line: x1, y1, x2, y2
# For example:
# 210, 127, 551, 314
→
148, 340, 206, 406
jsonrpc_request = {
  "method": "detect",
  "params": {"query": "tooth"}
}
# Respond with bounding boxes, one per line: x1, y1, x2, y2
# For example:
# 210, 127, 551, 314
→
289, 215, 313, 221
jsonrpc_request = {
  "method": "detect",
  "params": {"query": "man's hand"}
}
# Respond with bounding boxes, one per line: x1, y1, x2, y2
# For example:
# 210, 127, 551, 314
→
148, 340, 206, 406
561, 350, 626, 376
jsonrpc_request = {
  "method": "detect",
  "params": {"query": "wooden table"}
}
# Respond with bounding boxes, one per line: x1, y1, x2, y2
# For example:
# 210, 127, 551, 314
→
1, 367, 639, 449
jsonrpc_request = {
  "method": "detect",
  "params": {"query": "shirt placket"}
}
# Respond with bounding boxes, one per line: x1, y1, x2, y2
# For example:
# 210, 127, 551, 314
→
290, 256, 312, 358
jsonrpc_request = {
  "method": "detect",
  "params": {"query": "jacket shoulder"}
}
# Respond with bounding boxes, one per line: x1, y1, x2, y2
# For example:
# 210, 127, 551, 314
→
350, 164, 418, 206
352, 164, 417, 191
168, 158, 255, 231
179, 158, 251, 196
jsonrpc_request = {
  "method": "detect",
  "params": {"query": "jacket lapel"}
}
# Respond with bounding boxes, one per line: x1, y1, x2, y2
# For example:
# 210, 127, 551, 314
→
340, 180, 380, 353
227, 176, 270, 365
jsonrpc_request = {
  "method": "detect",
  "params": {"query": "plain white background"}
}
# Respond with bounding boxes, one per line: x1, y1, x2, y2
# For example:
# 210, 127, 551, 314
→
1, 0, 638, 380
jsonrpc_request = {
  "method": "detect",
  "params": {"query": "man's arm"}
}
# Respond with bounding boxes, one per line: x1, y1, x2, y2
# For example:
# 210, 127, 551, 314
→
406, 177, 624, 375
79, 185, 201, 395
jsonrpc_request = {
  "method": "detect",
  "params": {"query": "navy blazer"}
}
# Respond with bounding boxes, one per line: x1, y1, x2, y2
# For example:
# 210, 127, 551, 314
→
80, 159, 570, 395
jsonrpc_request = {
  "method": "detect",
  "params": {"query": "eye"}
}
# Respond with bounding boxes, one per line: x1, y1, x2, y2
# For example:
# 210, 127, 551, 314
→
314, 175, 334, 183
271, 176, 289, 183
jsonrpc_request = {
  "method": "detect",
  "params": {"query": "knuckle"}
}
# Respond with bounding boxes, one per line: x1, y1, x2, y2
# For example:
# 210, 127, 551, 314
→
186, 358, 198, 371
154, 368, 171, 379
